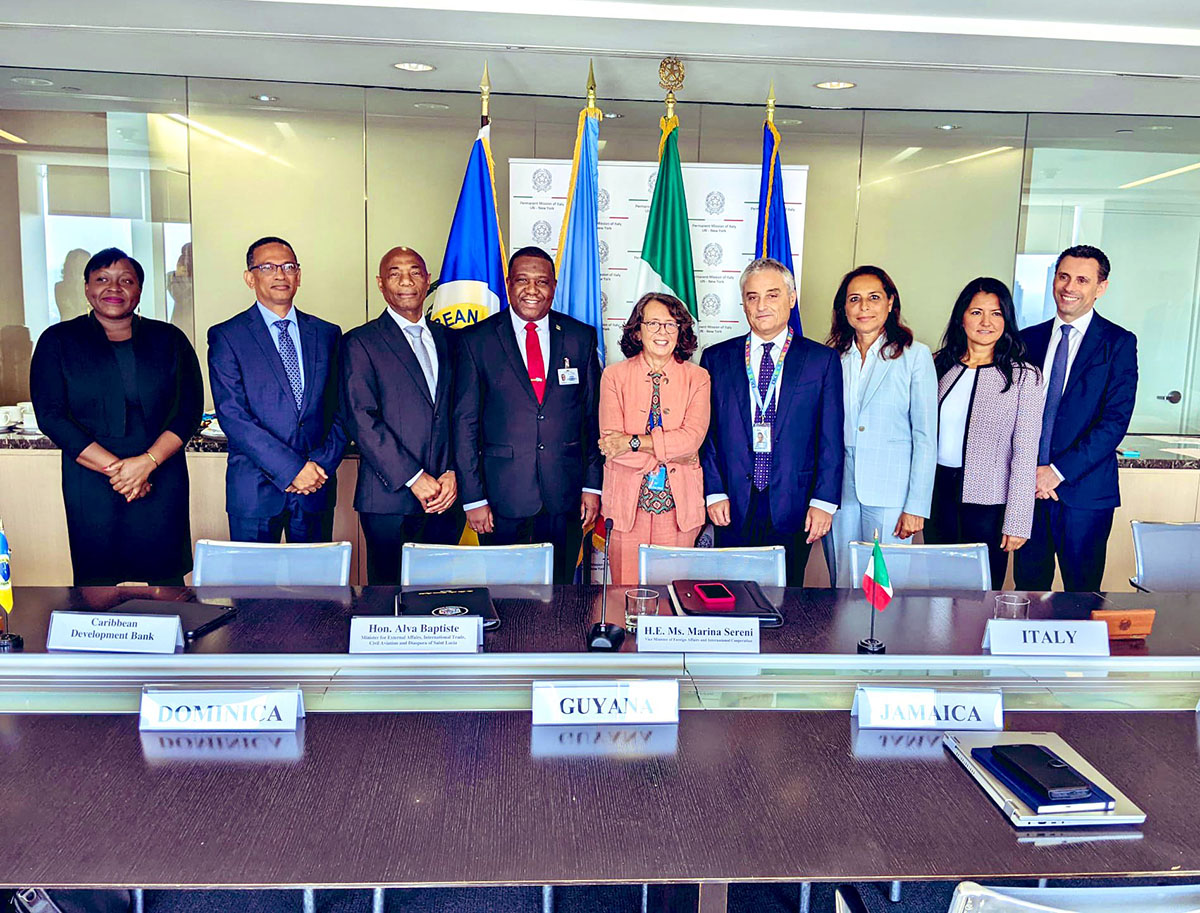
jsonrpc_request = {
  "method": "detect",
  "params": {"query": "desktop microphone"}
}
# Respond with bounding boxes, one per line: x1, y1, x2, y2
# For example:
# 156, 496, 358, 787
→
587, 518, 625, 651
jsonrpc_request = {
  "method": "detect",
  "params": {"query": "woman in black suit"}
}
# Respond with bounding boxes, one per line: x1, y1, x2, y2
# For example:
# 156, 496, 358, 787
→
31, 248, 203, 585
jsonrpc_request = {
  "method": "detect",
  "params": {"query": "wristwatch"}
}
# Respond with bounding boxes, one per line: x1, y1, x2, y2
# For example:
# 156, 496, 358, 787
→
630, 435, 641, 452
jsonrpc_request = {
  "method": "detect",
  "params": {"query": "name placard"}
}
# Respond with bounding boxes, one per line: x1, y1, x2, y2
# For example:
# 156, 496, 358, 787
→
851, 686, 1003, 731
530, 724, 679, 758
636, 616, 760, 653
531, 680, 679, 725
348, 615, 482, 653
47, 611, 183, 654
982, 619, 1110, 656
139, 688, 305, 732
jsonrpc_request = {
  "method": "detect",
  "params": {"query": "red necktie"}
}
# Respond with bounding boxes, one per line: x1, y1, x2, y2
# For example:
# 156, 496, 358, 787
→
525, 321, 545, 404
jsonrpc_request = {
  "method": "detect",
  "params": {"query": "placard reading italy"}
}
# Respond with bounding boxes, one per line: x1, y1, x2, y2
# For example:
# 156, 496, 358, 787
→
510, 159, 808, 360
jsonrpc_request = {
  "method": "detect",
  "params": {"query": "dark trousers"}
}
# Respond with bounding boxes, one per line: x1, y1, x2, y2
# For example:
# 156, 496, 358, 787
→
228, 499, 333, 545
925, 465, 1009, 589
1014, 498, 1114, 593
483, 508, 582, 585
361, 509, 464, 586
716, 486, 812, 587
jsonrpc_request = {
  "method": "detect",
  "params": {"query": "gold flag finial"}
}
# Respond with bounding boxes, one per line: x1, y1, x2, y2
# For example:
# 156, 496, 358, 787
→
586, 59, 597, 111
658, 56, 685, 119
766, 80, 776, 124
480, 60, 491, 123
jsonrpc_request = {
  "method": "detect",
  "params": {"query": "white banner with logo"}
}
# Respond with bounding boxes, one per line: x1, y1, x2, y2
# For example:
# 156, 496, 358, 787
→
509, 159, 808, 360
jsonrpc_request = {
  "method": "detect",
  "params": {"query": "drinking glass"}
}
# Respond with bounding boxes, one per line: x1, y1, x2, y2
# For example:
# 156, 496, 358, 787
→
624, 588, 660, 632
994, 594, 1030, 620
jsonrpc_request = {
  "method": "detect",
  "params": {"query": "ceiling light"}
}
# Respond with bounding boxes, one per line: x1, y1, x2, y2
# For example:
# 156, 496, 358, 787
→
883, 146, 922, 166
1142, 125, 1173, 131
166, 113, 290, 167
1115, 129, 1134, 134
945, 146, 1014, 165
604, 112, 623, 119
0, 127, 28, 144
413, 102, 450, 111
1120, 160, 1200, 189
777, 118, 804, 126
60, 86, 82, 93
251, 94, 278, 103
394, 62, 435, 73
936, 124, 960, 131
10, 76, 53, 87
815, 80, 855, 90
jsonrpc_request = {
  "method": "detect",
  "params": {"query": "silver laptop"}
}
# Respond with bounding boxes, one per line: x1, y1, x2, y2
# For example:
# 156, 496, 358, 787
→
943, 731, 1146, 828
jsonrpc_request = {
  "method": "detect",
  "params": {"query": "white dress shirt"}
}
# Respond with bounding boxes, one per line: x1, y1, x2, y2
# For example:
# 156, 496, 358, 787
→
936, 367, 976, 469
707, 328, 838, 516
387, 308, 440, 490
463, 308, 598, 513
1041, 308, 1094, 481
387, 308, 439, 391
843, 334, 885, 443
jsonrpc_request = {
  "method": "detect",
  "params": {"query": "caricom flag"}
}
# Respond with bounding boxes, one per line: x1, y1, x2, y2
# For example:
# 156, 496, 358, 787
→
756, 119, 802, 335
430, 124, 508, 329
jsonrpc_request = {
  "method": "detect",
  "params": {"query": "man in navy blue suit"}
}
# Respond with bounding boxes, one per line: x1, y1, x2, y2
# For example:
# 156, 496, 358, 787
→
208, 236, 346, 543
700, 258, 844, 585
1014, 245, 1137, 592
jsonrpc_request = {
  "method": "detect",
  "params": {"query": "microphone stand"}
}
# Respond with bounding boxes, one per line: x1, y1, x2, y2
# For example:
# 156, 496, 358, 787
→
587, 518, 625, 651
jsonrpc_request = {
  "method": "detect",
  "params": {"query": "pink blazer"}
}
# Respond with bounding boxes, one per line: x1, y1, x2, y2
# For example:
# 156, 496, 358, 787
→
599, 353, 711, 533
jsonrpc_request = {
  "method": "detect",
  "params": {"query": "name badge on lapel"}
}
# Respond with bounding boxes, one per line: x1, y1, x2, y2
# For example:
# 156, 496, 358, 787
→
558, 358, 580, 386
752, 424, 772, 453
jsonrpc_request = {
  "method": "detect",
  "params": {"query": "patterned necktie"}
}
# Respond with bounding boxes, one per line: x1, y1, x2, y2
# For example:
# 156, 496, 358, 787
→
525, 321, 546, 404
404, 324, 436, 400
274, 319, 303, 411
1038, 324, 1072, 465
752, 341, 775, 491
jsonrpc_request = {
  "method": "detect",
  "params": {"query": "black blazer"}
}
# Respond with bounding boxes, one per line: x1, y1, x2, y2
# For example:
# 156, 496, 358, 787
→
340, 312, 455, 515
1021, 311, 1137, 509
208, 305, 347, 518
453, 310, 602, 518
31, 313, 203, 460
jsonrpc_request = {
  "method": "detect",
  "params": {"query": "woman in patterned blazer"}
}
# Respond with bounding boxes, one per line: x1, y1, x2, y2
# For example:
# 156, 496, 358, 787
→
926, 277, 1042, 588
826, 266, 938, 587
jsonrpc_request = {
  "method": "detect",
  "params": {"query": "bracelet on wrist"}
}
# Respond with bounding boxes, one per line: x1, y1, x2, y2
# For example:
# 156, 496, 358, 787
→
144, 451, 159, 466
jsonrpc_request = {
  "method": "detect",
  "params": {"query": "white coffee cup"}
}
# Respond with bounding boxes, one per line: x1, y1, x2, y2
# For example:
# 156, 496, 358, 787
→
0, 405, 20, 425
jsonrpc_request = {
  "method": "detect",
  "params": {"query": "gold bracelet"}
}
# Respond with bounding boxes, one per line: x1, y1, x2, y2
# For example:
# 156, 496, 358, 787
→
144, 451, 159, 466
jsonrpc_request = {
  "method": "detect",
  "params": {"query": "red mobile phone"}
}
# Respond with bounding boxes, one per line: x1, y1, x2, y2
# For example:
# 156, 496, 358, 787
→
693, 582, 736, 610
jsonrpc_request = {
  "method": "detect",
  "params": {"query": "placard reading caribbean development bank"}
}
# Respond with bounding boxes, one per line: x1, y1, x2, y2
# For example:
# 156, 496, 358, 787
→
509, 159, 808, 360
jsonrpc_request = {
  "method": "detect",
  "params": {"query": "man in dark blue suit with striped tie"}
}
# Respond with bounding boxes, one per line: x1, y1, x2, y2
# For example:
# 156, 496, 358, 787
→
1014, 245, 1137, 592
208, 236, 346, 543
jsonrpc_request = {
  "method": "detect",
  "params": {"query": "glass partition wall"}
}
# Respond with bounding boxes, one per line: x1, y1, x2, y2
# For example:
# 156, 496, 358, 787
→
3, 66, 1199, 429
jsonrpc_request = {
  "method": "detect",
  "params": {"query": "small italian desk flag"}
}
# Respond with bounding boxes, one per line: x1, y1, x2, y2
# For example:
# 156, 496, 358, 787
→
0, 519, 12, 614
862, 537, 892, 611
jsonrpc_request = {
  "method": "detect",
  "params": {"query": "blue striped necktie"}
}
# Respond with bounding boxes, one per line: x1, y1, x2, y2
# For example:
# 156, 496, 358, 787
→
1038, 324, 1072, 465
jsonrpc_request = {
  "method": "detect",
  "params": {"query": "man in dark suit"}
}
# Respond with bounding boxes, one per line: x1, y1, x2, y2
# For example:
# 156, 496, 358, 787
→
341, 246, 461, 585
1014, 245, 1137, 592
208, 236, 346, 543
455, 246, 602, 585
701, 258, 843, 586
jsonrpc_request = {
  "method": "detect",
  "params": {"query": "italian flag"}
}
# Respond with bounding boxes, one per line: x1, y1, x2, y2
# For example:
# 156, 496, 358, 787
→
634, 115, 697, 317
862, 538, 892, 611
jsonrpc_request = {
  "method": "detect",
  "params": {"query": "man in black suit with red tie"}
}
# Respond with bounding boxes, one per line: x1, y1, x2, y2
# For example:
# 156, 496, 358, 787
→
454, 247, 602, 584
341, 246, 460, 585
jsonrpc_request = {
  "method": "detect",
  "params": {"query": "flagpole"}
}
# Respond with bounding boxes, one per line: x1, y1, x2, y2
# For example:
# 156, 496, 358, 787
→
766, 80, 775, 124
858, 530, 886, 655
480, 60, 490, 128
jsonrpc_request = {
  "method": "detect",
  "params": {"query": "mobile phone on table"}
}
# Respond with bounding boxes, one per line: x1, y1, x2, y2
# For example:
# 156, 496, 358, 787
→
991, 744, 1094, 801
693, 582, 736, 610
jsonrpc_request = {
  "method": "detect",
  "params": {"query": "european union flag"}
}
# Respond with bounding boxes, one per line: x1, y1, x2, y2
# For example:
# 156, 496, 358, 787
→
430, 125, 508, 329
756, 120, 802, 334
553, 108, 605, 362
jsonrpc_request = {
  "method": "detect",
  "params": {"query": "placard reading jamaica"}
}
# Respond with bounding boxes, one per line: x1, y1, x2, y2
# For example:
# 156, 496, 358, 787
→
510, 159, 808, 360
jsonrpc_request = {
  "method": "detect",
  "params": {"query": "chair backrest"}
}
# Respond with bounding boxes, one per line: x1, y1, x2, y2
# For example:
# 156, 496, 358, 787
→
192, 539, 352, 586
1131, 520, 1200, 592
400, 543, 554, 586
638, 545, 787, 587
847, 542, 991, 591
949, 881, 1200, 913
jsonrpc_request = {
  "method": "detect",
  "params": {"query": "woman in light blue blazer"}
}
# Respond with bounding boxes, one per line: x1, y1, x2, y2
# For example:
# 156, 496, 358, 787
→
825, 266, 937, 586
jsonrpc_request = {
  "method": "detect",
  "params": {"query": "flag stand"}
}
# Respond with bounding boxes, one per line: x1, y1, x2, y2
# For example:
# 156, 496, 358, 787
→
0, 614, 21, 652
857, 528, 886, 653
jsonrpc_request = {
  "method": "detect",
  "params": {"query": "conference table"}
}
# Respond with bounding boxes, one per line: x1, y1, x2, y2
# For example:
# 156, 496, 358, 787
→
2, 585, 1199, 912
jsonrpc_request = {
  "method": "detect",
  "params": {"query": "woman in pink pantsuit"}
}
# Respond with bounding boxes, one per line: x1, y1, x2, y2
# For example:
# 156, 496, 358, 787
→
598, 293, 711, 585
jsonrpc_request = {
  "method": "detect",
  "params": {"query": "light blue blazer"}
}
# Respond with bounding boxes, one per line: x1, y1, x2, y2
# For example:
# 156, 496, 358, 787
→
840, 340, 937, 515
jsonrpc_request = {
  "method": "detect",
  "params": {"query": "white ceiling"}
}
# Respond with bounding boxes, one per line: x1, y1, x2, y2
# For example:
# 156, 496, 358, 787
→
4, 0, 1200, 115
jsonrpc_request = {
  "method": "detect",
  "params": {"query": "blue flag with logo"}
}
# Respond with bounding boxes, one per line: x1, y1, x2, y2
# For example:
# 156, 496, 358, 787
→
553, 107, 605, 363
756, 120, 801, 334
430, 124, 508, 329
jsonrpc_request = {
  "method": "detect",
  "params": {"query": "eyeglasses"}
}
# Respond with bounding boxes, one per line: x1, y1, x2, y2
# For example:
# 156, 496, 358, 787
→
641, 320, 680, 333
248, 262, 300, 275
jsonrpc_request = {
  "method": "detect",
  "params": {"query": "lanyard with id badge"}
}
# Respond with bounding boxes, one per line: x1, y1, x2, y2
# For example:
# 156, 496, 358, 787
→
557, 357, 580, 386
745, 328, 793, 454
